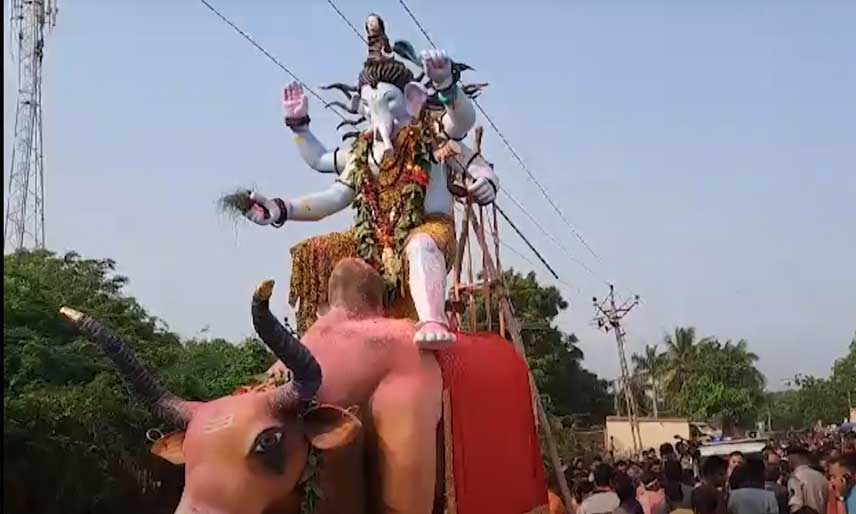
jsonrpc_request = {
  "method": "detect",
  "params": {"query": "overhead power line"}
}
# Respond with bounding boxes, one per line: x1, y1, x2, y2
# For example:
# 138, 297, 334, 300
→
395, 0, 601, 261
396, 0, 437, 49
471, 98, 600, 260
324, 0, 366, 44
195, 0, 346, 120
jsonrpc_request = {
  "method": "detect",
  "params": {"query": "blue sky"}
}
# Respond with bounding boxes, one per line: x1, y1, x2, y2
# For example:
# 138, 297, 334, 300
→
4, 1, 855, 388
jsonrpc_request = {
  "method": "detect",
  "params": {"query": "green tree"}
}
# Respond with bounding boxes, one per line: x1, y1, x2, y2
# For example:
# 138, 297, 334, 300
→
661, 327, 706, 395
668, 338, 765, 433
632, 344, 665, 416
767, 334, 856, 428
649, 326, 765, 433
3, 250, 272, 514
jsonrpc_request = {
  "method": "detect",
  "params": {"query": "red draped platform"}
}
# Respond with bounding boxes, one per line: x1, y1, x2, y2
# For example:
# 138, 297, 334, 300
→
435, 332, 548, 514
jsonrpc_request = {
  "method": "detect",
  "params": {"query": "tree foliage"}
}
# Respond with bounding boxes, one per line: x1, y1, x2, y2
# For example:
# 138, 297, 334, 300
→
767, 333, 856, 429
630, 327, 766, 432
3, 250, 273, 514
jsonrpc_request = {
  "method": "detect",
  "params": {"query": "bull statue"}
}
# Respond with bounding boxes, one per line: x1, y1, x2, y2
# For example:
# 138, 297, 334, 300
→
61, 258, 548, 514
236, 14, 497, 347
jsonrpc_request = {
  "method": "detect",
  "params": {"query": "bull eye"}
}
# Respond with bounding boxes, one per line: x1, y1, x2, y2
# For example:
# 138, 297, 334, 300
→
253, 428, 283, 454
251, 427, 287, 474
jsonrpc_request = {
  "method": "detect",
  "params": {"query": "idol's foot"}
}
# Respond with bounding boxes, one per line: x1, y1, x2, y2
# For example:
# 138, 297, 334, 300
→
413, 321, 456, 350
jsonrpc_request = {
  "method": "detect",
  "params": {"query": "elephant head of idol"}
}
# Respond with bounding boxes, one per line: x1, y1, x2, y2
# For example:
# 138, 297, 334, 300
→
323, 14, 485, 149
60, 281, 360, 514
357, 15, 428, 159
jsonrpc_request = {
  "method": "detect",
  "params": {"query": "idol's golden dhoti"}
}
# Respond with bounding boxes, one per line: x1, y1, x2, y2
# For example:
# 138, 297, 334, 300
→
289, 214, 456, 334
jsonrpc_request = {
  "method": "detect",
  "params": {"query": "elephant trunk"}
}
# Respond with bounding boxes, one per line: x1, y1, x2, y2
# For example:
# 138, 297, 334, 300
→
371, 109, 397, 160
251, 280, 322, 411
59, 307, 192, 429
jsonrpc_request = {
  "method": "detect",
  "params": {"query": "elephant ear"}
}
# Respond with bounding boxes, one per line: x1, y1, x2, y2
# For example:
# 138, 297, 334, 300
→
302, 404, 362, 450
403, 82, 428, 118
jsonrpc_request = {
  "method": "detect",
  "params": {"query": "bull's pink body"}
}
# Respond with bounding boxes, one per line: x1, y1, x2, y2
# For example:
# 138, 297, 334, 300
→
174, 303, 443, 514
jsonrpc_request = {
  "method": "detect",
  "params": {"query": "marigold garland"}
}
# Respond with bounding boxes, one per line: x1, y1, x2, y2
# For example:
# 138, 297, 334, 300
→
350, 114, 435, 298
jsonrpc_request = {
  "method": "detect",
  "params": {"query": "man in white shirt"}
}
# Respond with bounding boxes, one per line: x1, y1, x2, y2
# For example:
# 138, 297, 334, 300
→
787, 448, 829, 514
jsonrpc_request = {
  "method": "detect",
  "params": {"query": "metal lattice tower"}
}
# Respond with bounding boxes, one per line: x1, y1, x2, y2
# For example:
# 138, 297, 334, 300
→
4, 0, 57, 252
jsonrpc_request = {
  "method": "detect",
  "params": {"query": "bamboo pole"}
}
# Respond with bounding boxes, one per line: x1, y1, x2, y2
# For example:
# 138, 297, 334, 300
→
493, 205, 506, 337
480, 206, 492, 332
468, 209, 573, 510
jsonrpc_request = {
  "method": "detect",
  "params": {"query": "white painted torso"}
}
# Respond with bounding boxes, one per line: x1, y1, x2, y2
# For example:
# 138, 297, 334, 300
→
362, 141, 454, 218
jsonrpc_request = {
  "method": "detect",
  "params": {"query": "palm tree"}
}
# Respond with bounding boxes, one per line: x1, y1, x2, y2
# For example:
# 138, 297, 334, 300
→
661, 327, 708, 395
721, 339, 766, 390
632, 344, 665, 417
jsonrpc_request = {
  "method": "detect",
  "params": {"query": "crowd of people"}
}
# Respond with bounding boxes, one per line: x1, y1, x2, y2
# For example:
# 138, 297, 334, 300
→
548, 433, 856, 514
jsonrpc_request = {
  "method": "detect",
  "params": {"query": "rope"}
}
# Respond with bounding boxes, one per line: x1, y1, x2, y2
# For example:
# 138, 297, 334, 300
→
195, 0, 346, 121
494, 204, 559, 280
501, 190, 605, 283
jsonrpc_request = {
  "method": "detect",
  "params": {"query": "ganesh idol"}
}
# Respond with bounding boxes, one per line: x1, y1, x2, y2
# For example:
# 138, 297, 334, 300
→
240, 14, 498, 348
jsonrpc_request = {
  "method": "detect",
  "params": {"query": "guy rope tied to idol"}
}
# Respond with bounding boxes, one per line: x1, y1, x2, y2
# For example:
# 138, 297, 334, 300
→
239, 13, 499, 347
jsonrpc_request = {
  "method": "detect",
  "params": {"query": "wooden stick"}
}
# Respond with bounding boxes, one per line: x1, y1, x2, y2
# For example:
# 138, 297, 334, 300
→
469, 212, 573, 511
443, 390, 457, 514
493, 205, 506, 337
480, 206, 492, 332
451, 206, 470, 330
465, 205, 477, 332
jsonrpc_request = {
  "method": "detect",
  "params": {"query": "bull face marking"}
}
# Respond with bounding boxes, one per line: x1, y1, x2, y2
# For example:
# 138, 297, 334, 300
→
202, 414, 235, 434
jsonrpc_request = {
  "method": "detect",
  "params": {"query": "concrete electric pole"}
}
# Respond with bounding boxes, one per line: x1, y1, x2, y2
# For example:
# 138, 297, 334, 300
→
594, 285, 643, 455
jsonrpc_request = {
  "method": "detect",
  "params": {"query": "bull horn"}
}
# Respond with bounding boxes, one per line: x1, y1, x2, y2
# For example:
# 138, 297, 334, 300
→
59, 307, 192, 429
251, 281, 322, 411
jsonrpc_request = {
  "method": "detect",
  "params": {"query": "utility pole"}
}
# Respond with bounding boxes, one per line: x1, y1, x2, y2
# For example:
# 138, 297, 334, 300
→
4, 0, 58, 252
594, 285, 643, 456
652, 377, 659, 419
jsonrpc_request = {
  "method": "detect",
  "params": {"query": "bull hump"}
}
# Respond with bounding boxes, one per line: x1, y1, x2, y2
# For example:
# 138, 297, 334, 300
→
327, 258, 385, 316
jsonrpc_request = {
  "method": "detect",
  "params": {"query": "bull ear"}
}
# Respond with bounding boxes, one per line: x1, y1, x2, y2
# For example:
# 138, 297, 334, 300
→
302, 405, 362, 450
151, 431, 186, 465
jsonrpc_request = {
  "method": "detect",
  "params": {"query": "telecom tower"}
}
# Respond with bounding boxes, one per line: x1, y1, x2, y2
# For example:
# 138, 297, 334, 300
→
4, 0, 57, 252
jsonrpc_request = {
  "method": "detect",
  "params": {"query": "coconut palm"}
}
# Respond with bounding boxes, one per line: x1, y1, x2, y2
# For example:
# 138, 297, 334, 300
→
632, 344, 665, 416
720, 338, 766, 390
661, 327, 708, 394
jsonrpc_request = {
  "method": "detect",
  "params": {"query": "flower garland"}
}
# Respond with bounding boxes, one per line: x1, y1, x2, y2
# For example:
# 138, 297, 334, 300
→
350, 115, 435, 297
298, 449, 321, 514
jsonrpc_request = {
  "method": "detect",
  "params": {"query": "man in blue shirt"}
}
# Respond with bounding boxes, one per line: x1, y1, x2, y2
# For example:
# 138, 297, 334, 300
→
830, 454, 856, 514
